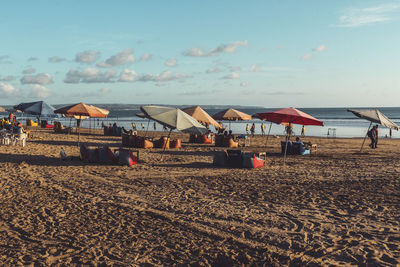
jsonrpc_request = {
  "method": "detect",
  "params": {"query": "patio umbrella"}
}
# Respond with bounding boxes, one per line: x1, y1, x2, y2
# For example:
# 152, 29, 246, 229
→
182, 106, 221, 128
140, 105, 207, 157
54, 103, 109, 145
254, 107, 323, 164
347, 109, 399, 152
212, 108, 252, 130
140, 105, 206, 135
13, 101, 57, 122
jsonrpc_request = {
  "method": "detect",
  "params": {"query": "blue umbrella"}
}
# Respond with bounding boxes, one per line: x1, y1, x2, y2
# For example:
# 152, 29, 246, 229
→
13, 101, 57, 117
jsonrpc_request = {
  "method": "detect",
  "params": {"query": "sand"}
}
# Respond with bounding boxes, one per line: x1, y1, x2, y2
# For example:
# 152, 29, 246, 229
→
0, 128, 399, 265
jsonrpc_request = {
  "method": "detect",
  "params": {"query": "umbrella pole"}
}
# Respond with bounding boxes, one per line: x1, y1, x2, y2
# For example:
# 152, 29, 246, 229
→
283, 123, 292, 165
265, 122, 272, 147
360, 122, 372, 153
77, 116, 81, 146
160, 128, 172, 161
145, 119, 150, 136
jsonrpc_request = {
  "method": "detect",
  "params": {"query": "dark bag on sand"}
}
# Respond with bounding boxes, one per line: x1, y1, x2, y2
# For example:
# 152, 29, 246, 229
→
118, 148, 138, 166
367, 129, 373, 138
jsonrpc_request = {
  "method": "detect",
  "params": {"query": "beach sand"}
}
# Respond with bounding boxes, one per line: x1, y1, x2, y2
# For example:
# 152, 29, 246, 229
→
0, 128, 399, 265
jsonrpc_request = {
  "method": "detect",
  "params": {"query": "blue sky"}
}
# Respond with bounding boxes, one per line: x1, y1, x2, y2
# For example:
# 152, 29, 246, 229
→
1, 0, 400, 107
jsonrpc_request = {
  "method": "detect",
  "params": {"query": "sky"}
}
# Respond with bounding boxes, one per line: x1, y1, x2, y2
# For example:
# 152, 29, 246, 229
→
1, 0, 400, 107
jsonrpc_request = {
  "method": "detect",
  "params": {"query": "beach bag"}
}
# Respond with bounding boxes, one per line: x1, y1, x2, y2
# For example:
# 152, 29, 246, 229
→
227, 149, 243, 168
213, 151, 228, 167
367, 129, 373, 138
118, 148, 138, 166
98, 147, 116, 164
252, 156, 264, 168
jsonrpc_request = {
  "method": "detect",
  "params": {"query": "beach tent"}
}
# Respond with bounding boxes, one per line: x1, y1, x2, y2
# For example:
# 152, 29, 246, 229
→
54, 103, 109, 145
212, 108, 252, 130
13, 101, 57, 120
347, 109, 399, 152
254, 107, 323, 164
182, 106, 221, 128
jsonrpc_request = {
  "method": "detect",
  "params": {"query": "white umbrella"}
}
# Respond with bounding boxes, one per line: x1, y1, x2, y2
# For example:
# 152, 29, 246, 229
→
140, 105, 207, 135
348, 109, 399, 152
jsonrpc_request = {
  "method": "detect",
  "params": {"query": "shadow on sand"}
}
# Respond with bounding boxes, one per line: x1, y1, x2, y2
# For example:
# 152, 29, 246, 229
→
0, 153, 84, 166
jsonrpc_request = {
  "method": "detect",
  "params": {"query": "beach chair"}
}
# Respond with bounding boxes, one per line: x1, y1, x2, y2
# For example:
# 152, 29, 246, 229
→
12, 133, 27, 147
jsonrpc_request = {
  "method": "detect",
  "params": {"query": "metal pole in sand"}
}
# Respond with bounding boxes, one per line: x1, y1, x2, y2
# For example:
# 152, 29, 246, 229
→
283, 123, 292, 165
160, 128, 173, 161
265, 122, 272, 147
360, 121, 372, 153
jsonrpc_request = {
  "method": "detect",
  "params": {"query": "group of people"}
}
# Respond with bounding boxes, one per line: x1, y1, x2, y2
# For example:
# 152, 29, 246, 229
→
368, 125, 379, 149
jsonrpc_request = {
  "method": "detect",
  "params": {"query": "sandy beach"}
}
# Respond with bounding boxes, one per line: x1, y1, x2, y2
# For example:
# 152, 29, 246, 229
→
0, 128, 399, 265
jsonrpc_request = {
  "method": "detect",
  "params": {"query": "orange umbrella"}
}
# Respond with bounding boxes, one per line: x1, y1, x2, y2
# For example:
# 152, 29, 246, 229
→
182, 106, 221, 128
212, 108, 252, 121
54, 103, 109, 145
54, 102, 108, 118
212, 108, 251, 130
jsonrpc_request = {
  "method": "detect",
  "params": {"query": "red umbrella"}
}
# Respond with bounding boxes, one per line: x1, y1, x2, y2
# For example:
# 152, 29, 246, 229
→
254, 107, 323, 164
253, 107, 323, 126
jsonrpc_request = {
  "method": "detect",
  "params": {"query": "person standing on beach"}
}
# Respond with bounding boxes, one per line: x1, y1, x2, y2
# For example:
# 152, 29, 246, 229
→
261, 123, 265, 136
374, 125, 379, 148
390, 128, 392, 139
141, 123, 145, 130
368, 126, 377, 148
250, 123, 255, 137
246, 124, 250, 135
153, 121, 157, 131
301, 125, 305, 137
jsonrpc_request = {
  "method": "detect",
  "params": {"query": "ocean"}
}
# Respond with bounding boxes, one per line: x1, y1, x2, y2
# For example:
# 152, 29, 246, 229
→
3, 106, 400, 138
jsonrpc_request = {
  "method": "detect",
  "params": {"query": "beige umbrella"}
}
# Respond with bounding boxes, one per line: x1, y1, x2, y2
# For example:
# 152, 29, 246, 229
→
0, 106, 5, 112
212, 108, 252, 130
182, 106, 221, 128
212, 108, 252, 121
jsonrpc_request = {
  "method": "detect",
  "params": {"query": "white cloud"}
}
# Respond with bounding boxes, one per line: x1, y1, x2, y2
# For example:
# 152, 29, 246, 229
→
335, 3, 400, 27
64, 68, 117, 83
302, 54, 313, 60
75, 50, 100, 63
97, 49, 135, 68
184, 47, 208, 57
49, 56, 67, 63
29, 84, 51, 98
0, 83, 20, 96
22, 68, 36, 74
210, 40, 248, 55
119, 69, 137, 82
222, 72, 240, 79
240, 81, 249, 87
165, 58, 177, 67
250, 64, 261, 72
138, 70, 191, 82
184, 40, 248, 57
21, 73, 53, 85
312, 45, 326, 52
154, 70, 190, 82
206, 68, 222, 73
140, 53, 152, 61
